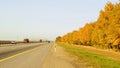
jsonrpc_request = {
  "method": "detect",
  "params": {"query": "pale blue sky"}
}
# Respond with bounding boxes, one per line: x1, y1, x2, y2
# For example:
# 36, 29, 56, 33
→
0, 0, 118, 41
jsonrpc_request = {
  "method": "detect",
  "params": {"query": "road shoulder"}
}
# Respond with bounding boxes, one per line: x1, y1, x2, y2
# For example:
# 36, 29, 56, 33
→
41, 44, 87, 68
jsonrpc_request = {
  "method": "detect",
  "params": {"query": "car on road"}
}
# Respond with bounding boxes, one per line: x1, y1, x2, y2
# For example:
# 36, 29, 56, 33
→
11, 41, 16, 44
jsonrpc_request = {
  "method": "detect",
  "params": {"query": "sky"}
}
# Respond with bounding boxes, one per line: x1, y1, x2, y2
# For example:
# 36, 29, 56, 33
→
0, 0, 118, 41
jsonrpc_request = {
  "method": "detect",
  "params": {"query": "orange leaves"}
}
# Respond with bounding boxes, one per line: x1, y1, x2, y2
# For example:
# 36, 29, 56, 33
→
79, 23, 93, 45
105, 2, 114, 11
56, 1, 120, 51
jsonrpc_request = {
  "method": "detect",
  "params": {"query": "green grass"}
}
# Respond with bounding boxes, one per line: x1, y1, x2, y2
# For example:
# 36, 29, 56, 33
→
57, 42, 120, 68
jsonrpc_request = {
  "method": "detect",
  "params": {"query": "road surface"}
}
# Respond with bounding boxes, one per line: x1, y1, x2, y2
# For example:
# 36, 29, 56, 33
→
0, 43, 44, 60
0, 43, 86, 68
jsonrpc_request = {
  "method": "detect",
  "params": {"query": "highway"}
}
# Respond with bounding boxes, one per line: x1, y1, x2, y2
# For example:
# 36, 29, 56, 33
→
0, 43, 82, 68
0, 43, 52, 68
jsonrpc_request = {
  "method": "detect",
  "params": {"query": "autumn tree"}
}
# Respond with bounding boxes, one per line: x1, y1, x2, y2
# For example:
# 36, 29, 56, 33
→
56, 1, 120, 51
55, 36, 62, 42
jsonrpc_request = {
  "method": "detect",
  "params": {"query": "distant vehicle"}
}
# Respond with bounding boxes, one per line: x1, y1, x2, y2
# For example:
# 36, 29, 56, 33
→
24, 38, 29, 43
39, 39, 43, 42
11, 41, 16, 44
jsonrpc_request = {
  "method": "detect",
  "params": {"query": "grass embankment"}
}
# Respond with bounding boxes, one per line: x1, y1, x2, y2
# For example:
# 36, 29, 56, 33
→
57, 42, 120, 68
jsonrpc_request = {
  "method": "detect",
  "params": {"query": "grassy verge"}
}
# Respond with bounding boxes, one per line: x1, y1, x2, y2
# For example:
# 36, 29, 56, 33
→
56, 42, 120, 68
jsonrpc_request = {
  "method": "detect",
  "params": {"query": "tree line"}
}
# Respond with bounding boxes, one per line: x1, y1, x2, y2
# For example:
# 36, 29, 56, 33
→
56, 2, 120, 51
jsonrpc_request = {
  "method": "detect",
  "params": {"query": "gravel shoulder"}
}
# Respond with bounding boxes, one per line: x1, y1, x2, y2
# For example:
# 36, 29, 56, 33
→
41, 44, 87, 68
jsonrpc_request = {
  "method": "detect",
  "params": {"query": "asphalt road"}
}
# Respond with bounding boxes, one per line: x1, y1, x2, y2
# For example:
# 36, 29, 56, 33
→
0, 43, 52, 68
